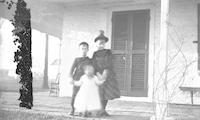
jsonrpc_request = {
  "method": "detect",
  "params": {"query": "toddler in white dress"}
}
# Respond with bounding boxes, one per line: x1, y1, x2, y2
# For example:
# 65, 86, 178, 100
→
71, 64, 105, 117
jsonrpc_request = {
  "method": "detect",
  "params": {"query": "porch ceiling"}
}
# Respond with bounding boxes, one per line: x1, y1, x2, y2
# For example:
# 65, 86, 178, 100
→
0, 1, 64, 39
26, 0, 65, 39
1, 0, 159, 39
27, 0, 158, 39
37, 0, 159, 6
38, 0, 158, 3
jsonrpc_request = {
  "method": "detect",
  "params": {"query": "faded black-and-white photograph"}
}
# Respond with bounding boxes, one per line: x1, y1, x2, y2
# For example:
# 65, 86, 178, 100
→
0, 0, 200, 120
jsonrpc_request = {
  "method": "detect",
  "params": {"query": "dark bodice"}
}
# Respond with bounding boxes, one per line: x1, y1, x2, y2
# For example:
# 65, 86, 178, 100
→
92, 49, 113, 73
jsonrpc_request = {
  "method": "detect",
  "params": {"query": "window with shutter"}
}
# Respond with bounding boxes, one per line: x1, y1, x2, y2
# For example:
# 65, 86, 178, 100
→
112, 9, 150, 97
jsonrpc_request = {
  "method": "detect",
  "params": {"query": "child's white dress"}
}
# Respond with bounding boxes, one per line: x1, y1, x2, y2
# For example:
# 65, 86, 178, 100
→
74, 75, 102, 113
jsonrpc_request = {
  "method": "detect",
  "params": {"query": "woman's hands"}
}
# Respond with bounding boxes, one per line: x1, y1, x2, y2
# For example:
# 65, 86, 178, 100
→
69, 77, 74, 85
96, 72, 106, 82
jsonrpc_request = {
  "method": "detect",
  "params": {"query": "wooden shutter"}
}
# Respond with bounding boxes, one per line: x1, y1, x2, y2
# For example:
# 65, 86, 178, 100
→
112, 12, 129, 95
131, 54, 147, 96
131, 54, 146, 89
131, 10, 149, 50
130, 10, 150, 97
112, 12, 129, 50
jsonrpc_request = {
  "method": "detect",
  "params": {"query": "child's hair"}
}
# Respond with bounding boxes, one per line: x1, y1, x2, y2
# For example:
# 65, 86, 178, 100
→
79, 42, 89, 48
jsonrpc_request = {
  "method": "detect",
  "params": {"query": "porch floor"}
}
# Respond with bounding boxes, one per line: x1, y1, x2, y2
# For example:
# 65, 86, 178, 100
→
0, 91, 199, 120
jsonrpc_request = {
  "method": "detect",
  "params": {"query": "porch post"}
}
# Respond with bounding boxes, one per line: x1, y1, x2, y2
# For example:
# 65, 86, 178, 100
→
58, 39, 61, 73
152, 0, 170, 120
0, 19, 3, 69
43, 33, 49, 89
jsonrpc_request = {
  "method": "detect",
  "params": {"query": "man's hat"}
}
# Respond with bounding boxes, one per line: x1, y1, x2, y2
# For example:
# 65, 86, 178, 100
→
94, 30, 108, 42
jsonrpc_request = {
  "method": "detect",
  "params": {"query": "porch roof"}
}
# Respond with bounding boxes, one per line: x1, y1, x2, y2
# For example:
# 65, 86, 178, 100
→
1, 0, 159, 39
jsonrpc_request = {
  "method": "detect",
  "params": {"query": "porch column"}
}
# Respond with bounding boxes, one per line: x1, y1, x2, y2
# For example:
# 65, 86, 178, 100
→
0, 19, 3, 69
58, 39, 61, 73
43, 33, 49, 89
152, 0, 170, 120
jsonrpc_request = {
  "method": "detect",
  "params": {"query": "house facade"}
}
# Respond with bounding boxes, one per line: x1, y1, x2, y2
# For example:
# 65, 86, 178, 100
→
59, 0, 200, 105
1, 0, 200, 105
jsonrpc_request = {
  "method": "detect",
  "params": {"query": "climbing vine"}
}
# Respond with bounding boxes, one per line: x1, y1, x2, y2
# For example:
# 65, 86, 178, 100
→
6, 0, 33, 109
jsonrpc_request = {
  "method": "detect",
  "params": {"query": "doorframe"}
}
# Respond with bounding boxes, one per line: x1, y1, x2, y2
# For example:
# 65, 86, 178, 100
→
106, 3, 156, 101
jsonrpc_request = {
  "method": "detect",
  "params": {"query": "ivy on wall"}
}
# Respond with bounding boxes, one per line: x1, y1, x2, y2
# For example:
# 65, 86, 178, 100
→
6, 0, 33, 109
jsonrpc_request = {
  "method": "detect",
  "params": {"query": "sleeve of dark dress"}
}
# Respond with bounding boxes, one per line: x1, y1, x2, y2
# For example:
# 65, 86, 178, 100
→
69, 58, 77, 78
105, 50, 113, 70
102, 50, 113, 79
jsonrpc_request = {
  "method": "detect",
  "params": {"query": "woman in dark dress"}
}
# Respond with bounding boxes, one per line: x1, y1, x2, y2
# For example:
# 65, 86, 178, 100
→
92, 30, 120, 116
